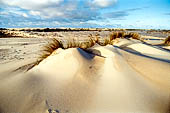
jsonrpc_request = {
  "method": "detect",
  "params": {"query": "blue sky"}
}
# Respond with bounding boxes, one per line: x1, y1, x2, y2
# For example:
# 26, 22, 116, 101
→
0, 0, 170, 29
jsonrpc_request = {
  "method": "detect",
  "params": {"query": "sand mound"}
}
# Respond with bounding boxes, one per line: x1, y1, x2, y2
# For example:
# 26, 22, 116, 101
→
0, 41, 170, 113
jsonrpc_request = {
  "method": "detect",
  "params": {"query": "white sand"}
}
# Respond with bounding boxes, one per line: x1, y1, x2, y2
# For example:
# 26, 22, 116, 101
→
127, 43, 170, 60
0, 38, 170, 113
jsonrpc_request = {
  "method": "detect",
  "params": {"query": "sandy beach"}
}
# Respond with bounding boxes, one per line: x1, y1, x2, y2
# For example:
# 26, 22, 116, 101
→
0, 30, 170, 113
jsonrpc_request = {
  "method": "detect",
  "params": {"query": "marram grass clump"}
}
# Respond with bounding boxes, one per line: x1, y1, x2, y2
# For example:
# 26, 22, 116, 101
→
98, 31, 141, 46
128, 32, 140, 40
64, 37, 96, 49
164, 36, 170, 46
39, 31, 141, 60
79, 38, 96, 49
97, 38, 111, 46
29, 32, 142, 70
25, 38, 64, 71
37, 38, 64, 64
109, 32, 125, 40
109, 31, 140, 40
65, 38, 81, 48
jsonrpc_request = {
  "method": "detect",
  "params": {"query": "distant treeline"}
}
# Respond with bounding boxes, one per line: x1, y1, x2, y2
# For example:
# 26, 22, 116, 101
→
1, 28, 170, 33
0, 28, 7, 30
20, 28, 94, 32
18, 28, 147, 32
147, 29, 170, 33
0, 29, 20, 38
18, 28, 170, 32
0, 30, 11, 38
19, 28, 113, 32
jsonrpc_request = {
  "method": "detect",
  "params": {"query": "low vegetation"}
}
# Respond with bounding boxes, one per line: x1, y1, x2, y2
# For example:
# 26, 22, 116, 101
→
37, 38, 64, 65
79, 38, 96, 49
128, 32, 140, 40
0, 30, 16, 38
28, 31, 141, 70
109, 32, 125, 40
99, 32, 141, 46
65, 38, 80, 48
164, 36, 170, 46
64, 37, 96, 49
109, 31, 141, 40
39, 31, 141, 60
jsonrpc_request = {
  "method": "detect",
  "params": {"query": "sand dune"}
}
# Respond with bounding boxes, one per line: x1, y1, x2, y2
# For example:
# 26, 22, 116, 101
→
0, 39, 170, 113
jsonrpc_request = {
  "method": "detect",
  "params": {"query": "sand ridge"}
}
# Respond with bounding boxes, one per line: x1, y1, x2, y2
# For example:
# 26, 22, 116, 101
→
0, 39, 170, 113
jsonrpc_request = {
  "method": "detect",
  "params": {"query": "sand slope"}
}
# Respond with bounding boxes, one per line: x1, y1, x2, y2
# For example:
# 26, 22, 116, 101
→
0, 40, 170, 113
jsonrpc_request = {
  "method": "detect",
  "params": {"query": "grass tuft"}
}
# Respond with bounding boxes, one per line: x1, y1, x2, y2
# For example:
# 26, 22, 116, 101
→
164, 36, 170, 46
109, 32, 125, 40
79, 37, 96, 49
128, 32, 140, 40
37, 38, 63, 65
26, 38, 63, 71
97, 38, 110, 46
65, 38, 96, 49
66, 38, 80, 48
29, 32, 142, 70
97, 32, 141, 46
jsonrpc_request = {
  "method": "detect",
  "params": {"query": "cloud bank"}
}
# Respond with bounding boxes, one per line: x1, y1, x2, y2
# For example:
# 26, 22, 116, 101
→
1, 0, 168, 29
0, 0, 116, 19
0, 0, 119, 27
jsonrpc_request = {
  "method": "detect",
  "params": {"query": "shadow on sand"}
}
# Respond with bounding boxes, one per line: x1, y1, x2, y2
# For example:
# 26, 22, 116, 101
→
113, 45, 170, 63
77, 48, 106, 60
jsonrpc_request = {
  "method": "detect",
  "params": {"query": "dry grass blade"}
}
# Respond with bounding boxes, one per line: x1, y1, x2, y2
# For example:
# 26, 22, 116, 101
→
96, 31, 125, 46
97, 38, 111, 46
88, 32, 141, 47
37, 38, 63, 65
164, 36, 170, 46
128, 32, 140, 40
43, 38, 63, 53
25, 38, 63, 71
28, 32, 142, 71
66, 38, 81, 48
27, 38, 64, 71
109, 31, 141, 41
109, 32, 125, 40
80, 37, 96, 49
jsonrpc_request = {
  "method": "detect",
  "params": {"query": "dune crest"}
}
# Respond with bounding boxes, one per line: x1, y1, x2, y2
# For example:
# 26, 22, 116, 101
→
0, 40, 170, 113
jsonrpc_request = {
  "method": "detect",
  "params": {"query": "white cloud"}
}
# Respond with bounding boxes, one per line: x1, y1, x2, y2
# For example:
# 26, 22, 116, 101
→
0, 0, 118, 23
0, 6, 29, 18
13, 11, 29, 18
90, 0, 117, 8
0, 0, 78, 18
29, 11, 41, 16
22, 13, 28, 18
0, 12, 9, 15
2, 0, 64, 10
